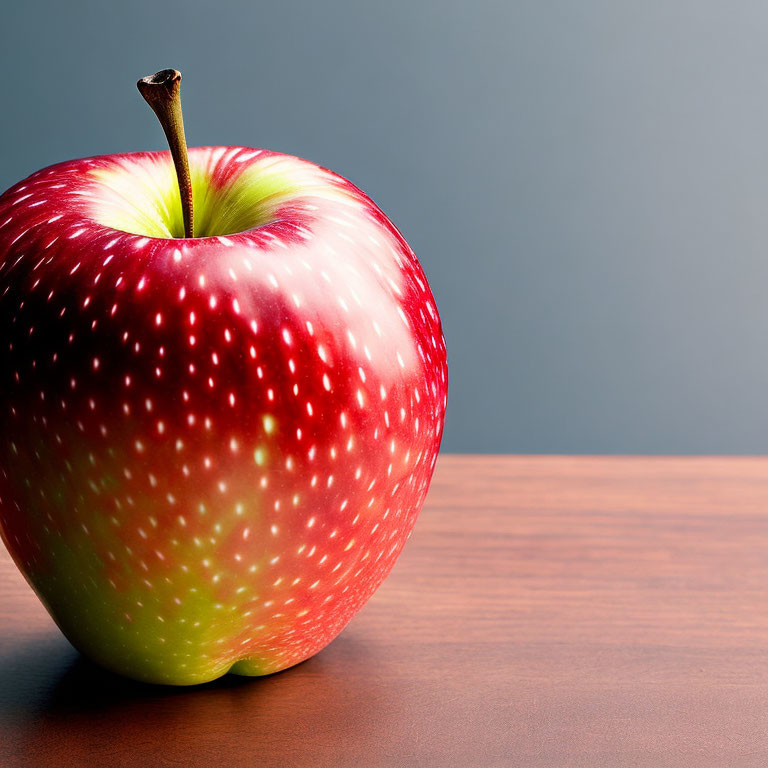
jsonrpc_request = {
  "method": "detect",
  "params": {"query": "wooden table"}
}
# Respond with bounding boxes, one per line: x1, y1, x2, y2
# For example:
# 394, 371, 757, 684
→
2, 456, 768, 767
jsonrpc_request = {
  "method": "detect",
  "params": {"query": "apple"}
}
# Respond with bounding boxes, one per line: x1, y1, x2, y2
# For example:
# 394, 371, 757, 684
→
0, 70, 447, 684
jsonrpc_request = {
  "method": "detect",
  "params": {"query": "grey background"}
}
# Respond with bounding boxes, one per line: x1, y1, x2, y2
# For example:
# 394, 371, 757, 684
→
2, 0, 767, 453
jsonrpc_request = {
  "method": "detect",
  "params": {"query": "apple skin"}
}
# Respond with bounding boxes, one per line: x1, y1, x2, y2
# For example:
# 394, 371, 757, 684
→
0, 147, 447, 684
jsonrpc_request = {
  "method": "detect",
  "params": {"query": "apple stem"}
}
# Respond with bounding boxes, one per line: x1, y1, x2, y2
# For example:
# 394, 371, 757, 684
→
137, 69, 194, 238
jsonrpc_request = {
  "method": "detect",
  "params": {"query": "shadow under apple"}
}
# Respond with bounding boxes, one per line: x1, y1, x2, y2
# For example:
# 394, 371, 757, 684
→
0, 629, 393, 768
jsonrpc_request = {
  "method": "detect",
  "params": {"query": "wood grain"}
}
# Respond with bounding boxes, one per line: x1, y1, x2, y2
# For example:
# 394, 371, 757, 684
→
2, 456, 768, 767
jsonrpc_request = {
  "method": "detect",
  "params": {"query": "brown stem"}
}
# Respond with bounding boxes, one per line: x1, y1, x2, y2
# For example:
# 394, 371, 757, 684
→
137, 69, 194, 238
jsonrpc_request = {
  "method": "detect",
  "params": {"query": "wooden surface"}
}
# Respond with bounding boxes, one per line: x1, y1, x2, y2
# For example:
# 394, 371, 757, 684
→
3, 456, 768, 767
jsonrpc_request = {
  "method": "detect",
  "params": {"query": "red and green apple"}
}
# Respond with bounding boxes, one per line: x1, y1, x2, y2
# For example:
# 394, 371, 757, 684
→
0, 70, 447, 684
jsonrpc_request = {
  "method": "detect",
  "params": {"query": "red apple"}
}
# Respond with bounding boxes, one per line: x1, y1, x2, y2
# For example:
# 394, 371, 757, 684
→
0, 71, 447, 684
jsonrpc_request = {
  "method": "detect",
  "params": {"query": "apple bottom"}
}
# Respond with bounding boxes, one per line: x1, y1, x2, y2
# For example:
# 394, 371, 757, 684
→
11, 484, 420, 686
29, 548, 372, 686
